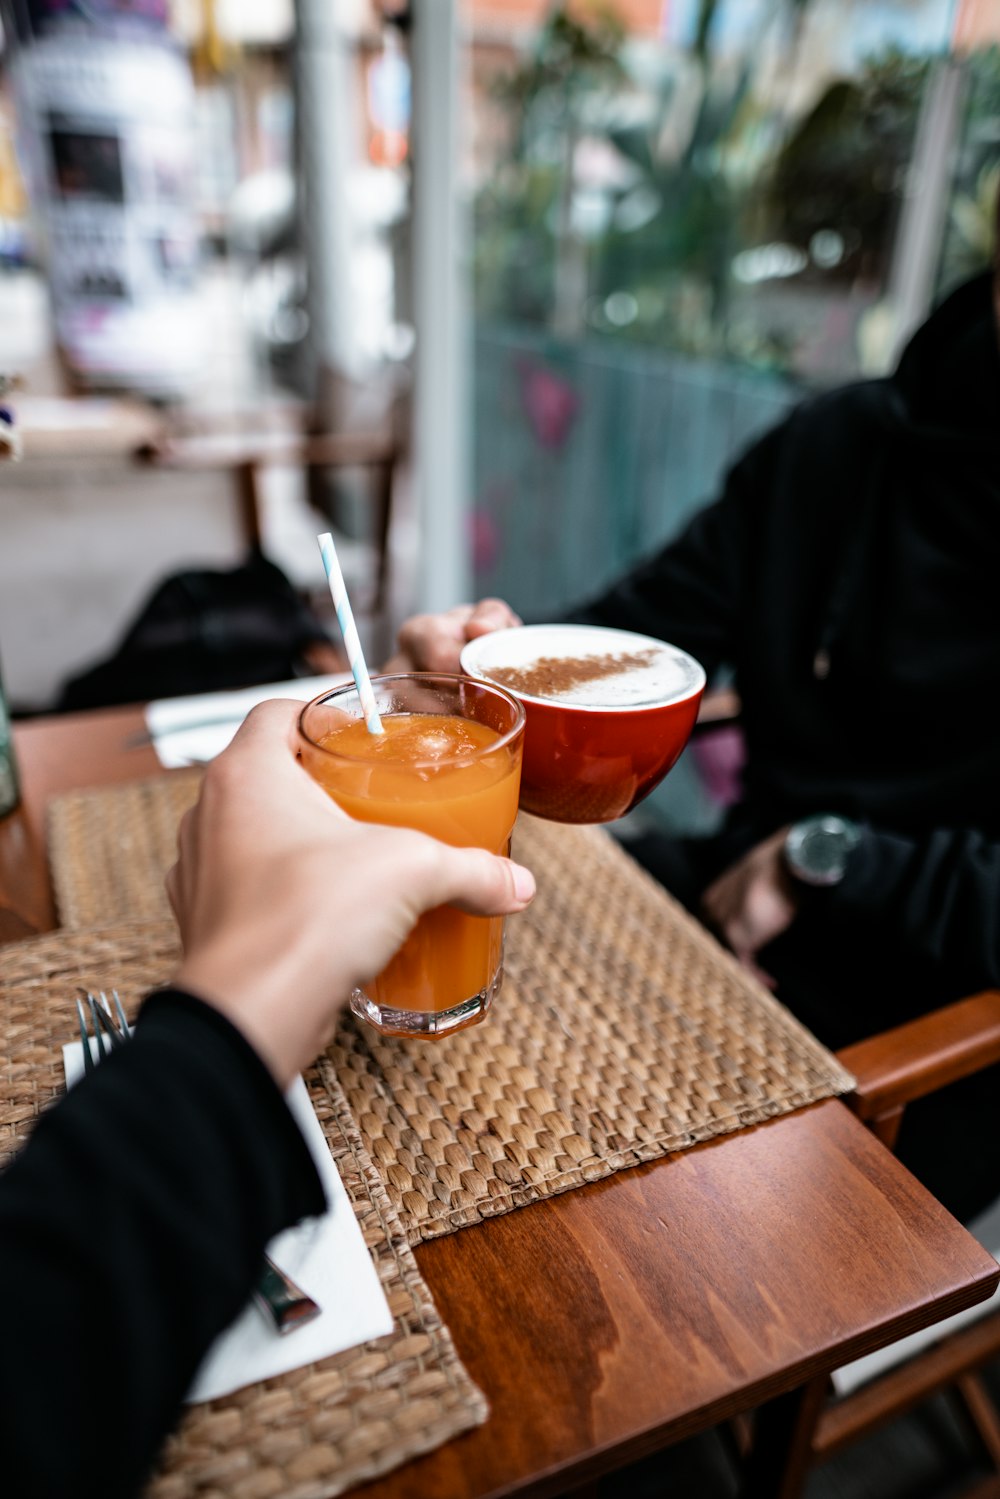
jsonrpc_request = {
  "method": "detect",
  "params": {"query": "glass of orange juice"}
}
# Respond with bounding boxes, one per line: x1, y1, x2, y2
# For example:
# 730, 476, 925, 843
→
297, 673, 526, 1038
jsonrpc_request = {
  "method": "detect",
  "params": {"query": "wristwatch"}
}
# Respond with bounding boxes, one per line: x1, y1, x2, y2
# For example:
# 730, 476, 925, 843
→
783, 814, 861, 888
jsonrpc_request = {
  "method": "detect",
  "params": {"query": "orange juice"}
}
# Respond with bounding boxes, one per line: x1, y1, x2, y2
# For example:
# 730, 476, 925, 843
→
298, 682, 525, 1036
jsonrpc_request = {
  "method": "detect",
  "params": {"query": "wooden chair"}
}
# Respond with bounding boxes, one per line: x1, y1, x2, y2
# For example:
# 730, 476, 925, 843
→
134, 417, 402, 618
301, 363, 410, 617
743, 990, 1000, 1498
686, 692, 1000, 1493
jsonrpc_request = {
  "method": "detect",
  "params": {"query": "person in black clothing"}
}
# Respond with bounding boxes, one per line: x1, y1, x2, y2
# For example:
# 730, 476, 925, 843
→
393, 252, 1000, 1223
0, 699, 536, 1499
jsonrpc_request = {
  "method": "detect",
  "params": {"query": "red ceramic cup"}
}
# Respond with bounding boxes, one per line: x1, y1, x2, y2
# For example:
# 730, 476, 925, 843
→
460, 624, 705, 824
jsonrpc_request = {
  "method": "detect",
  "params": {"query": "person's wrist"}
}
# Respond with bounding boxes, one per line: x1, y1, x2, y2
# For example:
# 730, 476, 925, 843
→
174, 941, 349, 1087
783, 814, 861, 889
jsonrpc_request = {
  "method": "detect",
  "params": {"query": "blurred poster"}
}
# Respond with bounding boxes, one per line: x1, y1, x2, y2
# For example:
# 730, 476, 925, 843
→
7, 9, 205, 397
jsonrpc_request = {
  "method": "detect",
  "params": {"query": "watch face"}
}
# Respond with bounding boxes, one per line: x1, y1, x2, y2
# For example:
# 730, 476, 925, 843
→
785, 815, 861, 887
800, 825, 845, 880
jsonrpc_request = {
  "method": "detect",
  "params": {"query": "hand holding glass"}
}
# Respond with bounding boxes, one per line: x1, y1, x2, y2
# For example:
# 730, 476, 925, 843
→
297, 675, 525, 1038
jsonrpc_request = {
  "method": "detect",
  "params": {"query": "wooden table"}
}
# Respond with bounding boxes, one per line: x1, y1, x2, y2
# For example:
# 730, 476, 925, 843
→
3, 705, 999, 1498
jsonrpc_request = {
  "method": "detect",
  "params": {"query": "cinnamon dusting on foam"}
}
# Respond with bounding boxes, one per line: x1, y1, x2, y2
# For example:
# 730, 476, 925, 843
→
486, 648, 660, 700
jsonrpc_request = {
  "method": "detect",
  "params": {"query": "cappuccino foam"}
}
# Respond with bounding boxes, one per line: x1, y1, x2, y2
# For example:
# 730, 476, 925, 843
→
464, 625, 704, 709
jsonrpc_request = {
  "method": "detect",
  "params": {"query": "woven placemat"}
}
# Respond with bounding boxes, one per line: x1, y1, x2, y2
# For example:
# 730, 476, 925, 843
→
47, 773, 855, 1247
0, 921, 487, 1499
49, 771, 204, 928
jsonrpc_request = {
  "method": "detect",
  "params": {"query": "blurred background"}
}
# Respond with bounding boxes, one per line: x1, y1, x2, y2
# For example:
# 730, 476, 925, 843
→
1, 0, 998, 825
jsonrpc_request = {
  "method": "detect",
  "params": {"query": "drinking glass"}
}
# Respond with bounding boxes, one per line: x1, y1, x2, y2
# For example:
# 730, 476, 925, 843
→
297, 673, 525, 1038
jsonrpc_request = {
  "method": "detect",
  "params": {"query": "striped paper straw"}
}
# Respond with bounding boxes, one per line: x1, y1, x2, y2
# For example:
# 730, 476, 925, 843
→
316, 532, 384, 735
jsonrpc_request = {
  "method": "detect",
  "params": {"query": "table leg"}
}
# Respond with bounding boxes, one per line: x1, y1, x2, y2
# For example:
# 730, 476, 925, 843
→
737, 1374, 829, 1499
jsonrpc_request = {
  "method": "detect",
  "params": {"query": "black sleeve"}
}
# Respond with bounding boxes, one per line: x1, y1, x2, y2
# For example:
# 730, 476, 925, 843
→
832, 825, 1000, 991
564, 423, 783, 679
0, 988, 326, 1499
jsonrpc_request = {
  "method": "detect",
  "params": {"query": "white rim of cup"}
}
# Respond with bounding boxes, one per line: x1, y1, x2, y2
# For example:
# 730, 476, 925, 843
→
459, 625, 707, 714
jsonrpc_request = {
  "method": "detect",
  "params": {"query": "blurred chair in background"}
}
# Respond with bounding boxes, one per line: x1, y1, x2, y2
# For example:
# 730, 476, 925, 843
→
303, 360, 411, 620
135, 360, 408, 630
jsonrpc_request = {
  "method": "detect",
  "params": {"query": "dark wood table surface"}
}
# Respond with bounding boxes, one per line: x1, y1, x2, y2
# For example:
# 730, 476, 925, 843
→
3, 704, 999, 1499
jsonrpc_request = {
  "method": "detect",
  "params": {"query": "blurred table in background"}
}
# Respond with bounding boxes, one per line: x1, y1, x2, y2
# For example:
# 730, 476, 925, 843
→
11, 394, 165, 459
142, 422, 400, 613
0, 400, 256, 712
0, 391, 401, 712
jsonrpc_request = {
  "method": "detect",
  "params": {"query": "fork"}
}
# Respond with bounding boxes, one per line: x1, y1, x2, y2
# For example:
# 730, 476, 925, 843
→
75, 989, 322, 1337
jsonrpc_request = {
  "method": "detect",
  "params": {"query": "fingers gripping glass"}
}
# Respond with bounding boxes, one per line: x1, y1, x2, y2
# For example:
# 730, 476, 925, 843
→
297, 674, 525, 1039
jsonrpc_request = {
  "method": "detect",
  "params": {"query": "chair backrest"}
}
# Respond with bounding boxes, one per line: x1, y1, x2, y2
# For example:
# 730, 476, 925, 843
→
310, 362, 410, 451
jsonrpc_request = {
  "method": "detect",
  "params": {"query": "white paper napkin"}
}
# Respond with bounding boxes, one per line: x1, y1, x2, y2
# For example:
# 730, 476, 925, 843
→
145, 672, 353, 769
63, 1039, 393, 1402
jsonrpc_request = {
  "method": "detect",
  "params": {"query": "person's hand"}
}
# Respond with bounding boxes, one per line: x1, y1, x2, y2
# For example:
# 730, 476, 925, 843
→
166, 700, 535, 1085
384, 598, 522, 674
699, 828, 798, 988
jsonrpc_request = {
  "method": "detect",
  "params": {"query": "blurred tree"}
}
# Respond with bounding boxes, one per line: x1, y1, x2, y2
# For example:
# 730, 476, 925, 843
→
760, 48, 932, 284
473, 2, 626, 334
472, 1, 991, 381
936, 46, 1000, 291
474, 0, 813, 358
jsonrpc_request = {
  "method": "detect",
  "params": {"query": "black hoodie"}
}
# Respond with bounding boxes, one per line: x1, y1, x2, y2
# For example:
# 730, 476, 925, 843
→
572, 270, 1000, 1006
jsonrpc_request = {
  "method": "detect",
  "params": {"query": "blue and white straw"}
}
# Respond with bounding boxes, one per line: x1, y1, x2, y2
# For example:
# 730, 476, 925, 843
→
316, 532, 384, 735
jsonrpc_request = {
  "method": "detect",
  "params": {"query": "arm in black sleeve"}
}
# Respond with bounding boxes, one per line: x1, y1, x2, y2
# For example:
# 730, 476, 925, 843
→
832, 825, 1000, 992
564, 422, 785, 679
0, 988, 326, 1499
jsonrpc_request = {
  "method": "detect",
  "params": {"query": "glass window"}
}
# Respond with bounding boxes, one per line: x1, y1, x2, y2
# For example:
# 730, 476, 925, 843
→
465, 0, 1000, 620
